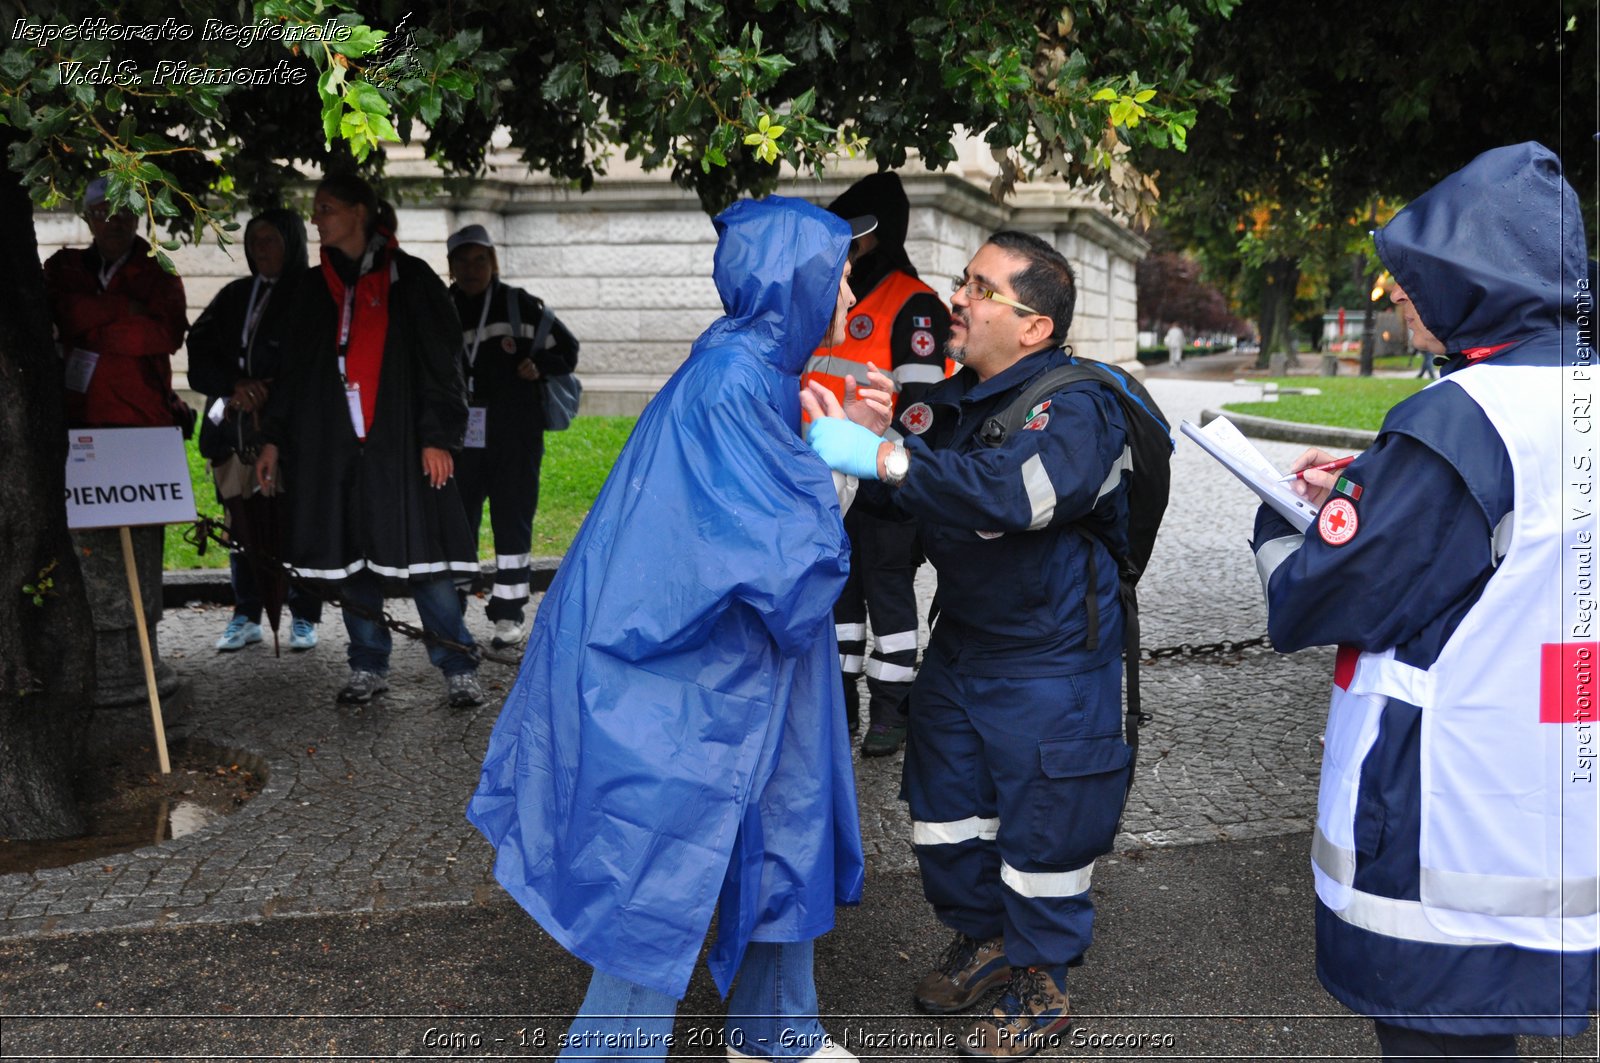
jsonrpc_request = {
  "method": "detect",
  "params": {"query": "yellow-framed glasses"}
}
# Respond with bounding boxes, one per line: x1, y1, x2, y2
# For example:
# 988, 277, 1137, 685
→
950, 277, 1042, 317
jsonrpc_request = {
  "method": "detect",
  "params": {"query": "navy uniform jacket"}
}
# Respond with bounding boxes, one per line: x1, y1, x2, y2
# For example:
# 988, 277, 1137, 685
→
869, 346, 1129, 674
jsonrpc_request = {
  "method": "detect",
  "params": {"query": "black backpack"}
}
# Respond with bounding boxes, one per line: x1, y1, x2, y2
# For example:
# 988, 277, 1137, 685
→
977, 358, 1173, 763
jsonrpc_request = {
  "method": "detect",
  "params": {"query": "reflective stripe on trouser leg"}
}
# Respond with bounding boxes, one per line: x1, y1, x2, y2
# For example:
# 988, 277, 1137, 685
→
904, 643, 1004, 940
859, 512, 922, 724
484, 430, 541, 623
911, 648, 1125, 967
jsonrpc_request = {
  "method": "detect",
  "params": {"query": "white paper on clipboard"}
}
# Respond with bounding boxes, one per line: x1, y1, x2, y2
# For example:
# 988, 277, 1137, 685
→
1179, 417, 1319, 532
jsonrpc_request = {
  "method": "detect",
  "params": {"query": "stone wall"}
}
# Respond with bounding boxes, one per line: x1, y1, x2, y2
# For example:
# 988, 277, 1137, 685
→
33, 149, 1146, 414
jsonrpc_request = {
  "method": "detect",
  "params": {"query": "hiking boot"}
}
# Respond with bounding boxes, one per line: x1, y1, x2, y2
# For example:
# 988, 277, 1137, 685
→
215, 616, 263, 652
337, 669, 389, 704
446, 671, 486, 709
288, 618, 318, 651
860, 721, 907, 758
958, 966, 1071, 1058
914, 932, 1009, 1013
490, 619, 526, 649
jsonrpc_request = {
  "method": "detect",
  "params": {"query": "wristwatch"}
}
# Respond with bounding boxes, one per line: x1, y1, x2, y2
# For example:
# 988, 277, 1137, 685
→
881, 442, 909, 488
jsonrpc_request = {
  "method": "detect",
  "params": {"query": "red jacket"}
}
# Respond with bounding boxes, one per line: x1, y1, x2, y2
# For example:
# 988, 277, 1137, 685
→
45, 237, 187, 427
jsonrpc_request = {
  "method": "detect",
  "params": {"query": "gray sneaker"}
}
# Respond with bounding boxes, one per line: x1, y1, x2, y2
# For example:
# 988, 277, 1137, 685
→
446, 671, 486, 709
337, 669, 389, 704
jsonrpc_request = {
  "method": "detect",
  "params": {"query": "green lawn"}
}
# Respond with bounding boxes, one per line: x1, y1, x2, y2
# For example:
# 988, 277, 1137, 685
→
1222, 376, 1428, 432
163, 416, 638, 569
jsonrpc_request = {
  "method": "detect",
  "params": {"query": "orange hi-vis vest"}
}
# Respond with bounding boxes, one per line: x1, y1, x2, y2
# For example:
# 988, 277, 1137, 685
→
802, 271, 948, 421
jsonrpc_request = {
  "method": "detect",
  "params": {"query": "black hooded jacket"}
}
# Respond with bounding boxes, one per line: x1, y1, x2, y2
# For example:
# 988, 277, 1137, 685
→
187, 209, 310, 461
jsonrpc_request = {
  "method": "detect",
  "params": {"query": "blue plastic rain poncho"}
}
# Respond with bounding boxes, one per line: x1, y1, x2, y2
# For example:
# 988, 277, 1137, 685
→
467, 196, 865, 999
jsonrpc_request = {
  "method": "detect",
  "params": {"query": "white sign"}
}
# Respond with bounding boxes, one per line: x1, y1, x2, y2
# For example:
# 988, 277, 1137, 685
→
65, 427, 196, 530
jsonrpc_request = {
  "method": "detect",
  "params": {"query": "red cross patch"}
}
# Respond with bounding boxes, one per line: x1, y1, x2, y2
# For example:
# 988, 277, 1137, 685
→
1022, 412, 1050, 431
848, 314, 874, 340
910, 329, 936, 357
1318, 498, 1359, 546
902, 401, 933, 435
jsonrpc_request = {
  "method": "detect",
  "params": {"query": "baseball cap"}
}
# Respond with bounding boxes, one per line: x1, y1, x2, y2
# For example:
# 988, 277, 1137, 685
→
847, 215, 878, 240
446, 224, 493, 255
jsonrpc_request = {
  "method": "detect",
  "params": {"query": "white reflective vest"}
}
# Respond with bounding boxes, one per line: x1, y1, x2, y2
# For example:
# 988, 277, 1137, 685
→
1313, 363, 1600, 952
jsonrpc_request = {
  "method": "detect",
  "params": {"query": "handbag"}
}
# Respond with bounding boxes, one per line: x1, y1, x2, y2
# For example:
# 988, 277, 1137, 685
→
508, 286, 581, 431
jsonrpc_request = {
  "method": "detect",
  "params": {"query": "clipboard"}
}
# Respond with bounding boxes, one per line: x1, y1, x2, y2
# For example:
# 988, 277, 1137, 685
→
1180, 417, 1319, 532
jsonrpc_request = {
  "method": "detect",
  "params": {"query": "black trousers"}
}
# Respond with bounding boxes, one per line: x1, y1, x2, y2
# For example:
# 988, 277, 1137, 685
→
833, 508, 922, 729
457, 431, 543, 624
1374, 1020, 1519, 1061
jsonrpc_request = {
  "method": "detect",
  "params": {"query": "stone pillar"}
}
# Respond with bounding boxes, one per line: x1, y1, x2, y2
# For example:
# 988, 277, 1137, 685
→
71, 525, 179, 708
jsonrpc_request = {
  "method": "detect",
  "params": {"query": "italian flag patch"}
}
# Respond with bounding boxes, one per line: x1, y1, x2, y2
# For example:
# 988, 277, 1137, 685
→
1334, 475, 1362, 501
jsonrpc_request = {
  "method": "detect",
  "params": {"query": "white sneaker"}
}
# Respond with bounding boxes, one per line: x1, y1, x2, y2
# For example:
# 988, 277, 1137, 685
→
729, 1036, 856, 1062
215, 616, 263, 652
490, 619, 526, 648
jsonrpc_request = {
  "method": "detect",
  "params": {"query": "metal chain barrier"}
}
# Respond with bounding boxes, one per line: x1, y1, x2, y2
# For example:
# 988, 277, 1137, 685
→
181, 516, 525, 668
183, 516, 1270, 671
1141, 633, 1273, 661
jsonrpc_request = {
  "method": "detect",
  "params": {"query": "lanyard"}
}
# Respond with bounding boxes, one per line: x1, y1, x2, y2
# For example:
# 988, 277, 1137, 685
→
97, 250, 130, 289
240, 276, 273, 366
464, 283, 495, 370
336, 241, 381, 384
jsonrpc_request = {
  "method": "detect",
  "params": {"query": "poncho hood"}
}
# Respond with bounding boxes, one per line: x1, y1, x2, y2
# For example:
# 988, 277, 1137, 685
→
701, 195, 853, 376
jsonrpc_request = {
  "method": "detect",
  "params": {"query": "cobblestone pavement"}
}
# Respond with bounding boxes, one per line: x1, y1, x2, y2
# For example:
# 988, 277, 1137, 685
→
0, 377, 1335, 938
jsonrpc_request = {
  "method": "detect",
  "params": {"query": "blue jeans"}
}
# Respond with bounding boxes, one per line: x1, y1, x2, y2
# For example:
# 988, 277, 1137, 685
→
340, 569, 477, 677
558, 941, 828, 1062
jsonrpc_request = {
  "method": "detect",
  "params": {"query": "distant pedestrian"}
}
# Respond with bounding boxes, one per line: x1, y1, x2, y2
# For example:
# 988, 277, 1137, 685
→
256, 174, 485, 709
444, 224, 579, 650
1163, 324, 1185, 366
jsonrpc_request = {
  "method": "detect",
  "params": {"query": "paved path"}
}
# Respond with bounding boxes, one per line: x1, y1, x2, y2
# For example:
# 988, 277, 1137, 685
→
3, 374, 1593, 1061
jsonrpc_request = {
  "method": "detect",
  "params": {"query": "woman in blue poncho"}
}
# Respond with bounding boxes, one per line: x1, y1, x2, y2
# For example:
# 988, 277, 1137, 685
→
468, 196, 892, 1061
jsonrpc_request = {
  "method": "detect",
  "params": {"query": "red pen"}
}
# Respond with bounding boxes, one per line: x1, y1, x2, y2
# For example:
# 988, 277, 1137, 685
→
1279, 454, 1356, 482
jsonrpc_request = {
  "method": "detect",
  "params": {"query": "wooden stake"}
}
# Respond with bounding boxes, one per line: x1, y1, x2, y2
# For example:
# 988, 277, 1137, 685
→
119, 525, 170, 774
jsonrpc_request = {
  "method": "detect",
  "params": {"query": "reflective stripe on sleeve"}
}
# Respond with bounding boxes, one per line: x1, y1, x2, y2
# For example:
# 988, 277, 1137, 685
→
839, 654, 865, 673
490, 583, 531, 599
836, 623, 867, 641
1000, 859, 1094, 898
1254, 533, 1303, 603
495, 553, 532, 571
913, 816, 1000, 846
1021, 454, 1057, 531
1092, 445, 1134, 504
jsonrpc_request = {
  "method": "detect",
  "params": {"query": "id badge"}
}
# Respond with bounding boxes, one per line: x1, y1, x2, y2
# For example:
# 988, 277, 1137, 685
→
344, 382, 367, 439
207, 397, 228, 426
64, 348, 100, 393
464, 406, 488, 449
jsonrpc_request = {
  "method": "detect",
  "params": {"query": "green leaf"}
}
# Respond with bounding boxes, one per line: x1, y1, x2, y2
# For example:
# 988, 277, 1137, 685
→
347, 80, 391, 115
1092, 87, 1118, 101
1133, 89, 1156, 103
418, 89, 442, 126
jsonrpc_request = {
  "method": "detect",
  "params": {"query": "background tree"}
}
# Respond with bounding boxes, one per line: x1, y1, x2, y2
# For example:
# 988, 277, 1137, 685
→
1151, 0, 1597, 369
1, 0, 1236, 839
